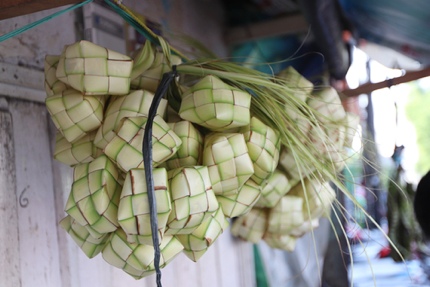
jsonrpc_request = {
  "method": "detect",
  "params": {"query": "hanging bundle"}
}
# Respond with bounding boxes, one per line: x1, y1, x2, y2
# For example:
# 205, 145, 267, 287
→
31, 0, 361, 285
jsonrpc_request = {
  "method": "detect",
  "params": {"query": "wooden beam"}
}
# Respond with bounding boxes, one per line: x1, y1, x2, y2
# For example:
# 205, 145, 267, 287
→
0, 0, 81, 20
225, 14, 308, 46
341, 66, 430, 97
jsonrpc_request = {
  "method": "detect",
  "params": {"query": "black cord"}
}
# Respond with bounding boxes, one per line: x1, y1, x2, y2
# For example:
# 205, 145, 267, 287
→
142, 66, 177, 287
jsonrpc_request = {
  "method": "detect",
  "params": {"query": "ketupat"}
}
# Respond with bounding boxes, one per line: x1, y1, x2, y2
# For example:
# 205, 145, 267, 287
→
118, 168, 172, 246
165, 166, 219, 235
216, 178, 262, 218
56, 40, 133, 95
59, 215, 110, 258
203, 132, 254, 195
65, 155, 122, 238
102, 228, 183, 279
54, 130, 102, 166
179, 75, 251, 131
175, 207, 229, 262
45, 27, 359, 278
103, 115, 182, 172
45, 88, 106, 143
240, 117, 281, 185
164, 121, 204, 169
94, 89, 168, 149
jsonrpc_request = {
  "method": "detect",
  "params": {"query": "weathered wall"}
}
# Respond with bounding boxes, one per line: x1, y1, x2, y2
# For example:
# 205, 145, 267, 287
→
0, 0, 227, 71
0, 6, 77, 69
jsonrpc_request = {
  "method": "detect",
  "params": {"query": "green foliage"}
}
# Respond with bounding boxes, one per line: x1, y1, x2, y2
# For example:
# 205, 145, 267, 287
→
405, 82, 430, 175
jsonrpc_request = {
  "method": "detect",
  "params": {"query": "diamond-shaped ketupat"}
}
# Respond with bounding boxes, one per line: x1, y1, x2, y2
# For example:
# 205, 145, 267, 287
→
179, 75, 251, 131
102, 228, 183, 279
54, 130, 103, 167
288, 178, 336, 220
164, 121, 204, 169
94, 89, 168, 150
175, 207, 229, 262
65, 155, 122, 238
263, 232, 297, 252
59, 215, 110, 258
103, 115, 182, 173
165, 166, 219, 235
56, 40, 133, 95
45, 88, 106, 143
216, 178, 262, 218
44, 55, 68, 97
230, 207, 269, 243
118, 168, 171, 246
266, 195, 304, 235
203, 133, 254, 195
240, 117, 281, 185
253, 170, 292, 208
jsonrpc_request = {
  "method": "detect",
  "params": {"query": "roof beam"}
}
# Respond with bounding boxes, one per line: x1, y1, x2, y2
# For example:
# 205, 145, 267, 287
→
341, 66, 430, 97
225, 14, 308, 46
0, 0, 81, 20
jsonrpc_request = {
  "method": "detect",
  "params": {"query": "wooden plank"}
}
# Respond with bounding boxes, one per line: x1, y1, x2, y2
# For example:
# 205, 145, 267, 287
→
0, 0, 81, 20
225, 14, 308, 46
9, 99, 62, 287
0, 62, 46, 103
341, 66, 430, 97
0, 98, 21, 287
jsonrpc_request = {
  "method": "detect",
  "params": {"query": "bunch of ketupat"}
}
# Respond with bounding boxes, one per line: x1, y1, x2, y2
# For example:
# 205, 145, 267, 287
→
45, 40, 358, 279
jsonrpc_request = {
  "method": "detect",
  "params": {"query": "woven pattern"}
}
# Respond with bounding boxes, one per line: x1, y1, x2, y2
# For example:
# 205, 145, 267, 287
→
179, 75, 251, 131
44, 55, 67, 97
216, 179, 261, 218
203, 133, 254, 195
241, 117, 281, 184
56, 40, 133, 95
175, 207, 229, 262
118, 168, 171, 246
289, 178, 336, 221
104, 115, 182, 173
94, 90, 167, 149
279, 148, 315, 181
102, 229, 183, 279
54, 130, 102, 166
45, 89, 106, 143
59, 215, 109, 258
131, 52, 182, 93
254, 170, 291, 208
164, 121, 203, 169
165, 166, 219, 235
263, 233, 297, 251
267, 195, 304, 234
230, 208, 269, 243
65, 155, 122, 238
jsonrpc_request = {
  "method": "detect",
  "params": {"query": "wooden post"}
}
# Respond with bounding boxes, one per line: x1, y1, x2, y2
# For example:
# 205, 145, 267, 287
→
0, 99, 21, 287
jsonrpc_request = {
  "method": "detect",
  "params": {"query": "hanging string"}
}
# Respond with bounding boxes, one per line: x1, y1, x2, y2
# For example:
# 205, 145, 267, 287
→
103, 0, 189, 61
0, 0, 93, 43
142, 66, 178, 287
